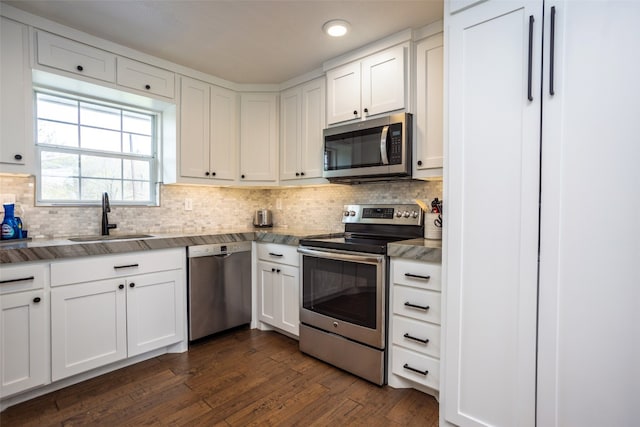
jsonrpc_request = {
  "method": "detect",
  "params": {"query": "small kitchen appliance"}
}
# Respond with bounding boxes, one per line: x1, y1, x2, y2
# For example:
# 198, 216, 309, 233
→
253, 208, 273, 227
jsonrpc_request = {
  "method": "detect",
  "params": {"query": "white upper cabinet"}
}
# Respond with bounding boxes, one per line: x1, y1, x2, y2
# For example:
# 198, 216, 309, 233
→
116, 57, 175, 98
413, 33, 444, 179
280, 77, 326, 182
326, 44, 407, 125
36, 31, 116, 83
179, 76, 237, 183
240, 93, 278, 183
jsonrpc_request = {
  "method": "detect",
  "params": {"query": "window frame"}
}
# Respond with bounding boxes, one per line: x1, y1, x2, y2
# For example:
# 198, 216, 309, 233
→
34, 89, 161, 207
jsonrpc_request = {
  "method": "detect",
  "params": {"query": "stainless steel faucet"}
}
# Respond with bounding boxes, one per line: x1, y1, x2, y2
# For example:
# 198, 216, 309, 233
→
101, 192, 117, 235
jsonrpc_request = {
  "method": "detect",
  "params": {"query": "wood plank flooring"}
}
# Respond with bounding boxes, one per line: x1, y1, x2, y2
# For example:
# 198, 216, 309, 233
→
1, 328, 439, 426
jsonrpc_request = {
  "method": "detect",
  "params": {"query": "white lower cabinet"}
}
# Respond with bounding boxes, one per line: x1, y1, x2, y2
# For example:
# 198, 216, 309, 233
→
388, 257, 441, 398
256, 243, 299, 337
0, 263, 49, 398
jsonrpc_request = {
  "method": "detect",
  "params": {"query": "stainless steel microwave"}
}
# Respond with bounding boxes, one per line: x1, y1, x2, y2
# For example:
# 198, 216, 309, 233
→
323, 112, 412, 183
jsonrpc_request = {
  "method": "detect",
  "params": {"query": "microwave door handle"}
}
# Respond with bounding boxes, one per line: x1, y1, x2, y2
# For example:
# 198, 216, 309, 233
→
380, 125, 390, 165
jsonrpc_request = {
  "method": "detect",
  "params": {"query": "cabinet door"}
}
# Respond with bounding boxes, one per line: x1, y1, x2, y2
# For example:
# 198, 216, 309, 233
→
209, 85, 238, 181
126, 270, 185, 357
444, 1, 542, 426
36, 31, 116, 82
240, 93, 278, 182
116, 57, 175, 98
0, 17, 33, 172
326, 62, 361, 124
299, 78, 326, 179
414, 34, 444, 178
51, 279, 127, 381
277, 264, 299, 336
537, 2, 640, 426
279, 86, 301, 181
361, 44, 406, 117
0, 290, 47, 397
180, 76, 211, 179
257, 261, 277, 325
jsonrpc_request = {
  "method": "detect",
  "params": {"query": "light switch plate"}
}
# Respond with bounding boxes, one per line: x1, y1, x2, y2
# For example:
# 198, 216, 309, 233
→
184, 198, 193, 211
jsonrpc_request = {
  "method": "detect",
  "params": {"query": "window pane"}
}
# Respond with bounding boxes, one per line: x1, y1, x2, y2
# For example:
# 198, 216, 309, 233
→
38, 120, 78, 147
81, 179, 122, 201
123, 159, 150, 180
36, 93, 78, 124
41, 176, 79, 200
41, 151, 79, 177
122, 133, 152, 155
123, 111, 152, 135
81, 155, 122, 179
81, 127, 122, 152
123, 181, 150, 202
80, 103, 121, 130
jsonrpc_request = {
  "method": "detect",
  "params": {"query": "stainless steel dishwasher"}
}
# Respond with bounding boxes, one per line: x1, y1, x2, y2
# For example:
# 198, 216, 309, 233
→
187, 241, 251, 341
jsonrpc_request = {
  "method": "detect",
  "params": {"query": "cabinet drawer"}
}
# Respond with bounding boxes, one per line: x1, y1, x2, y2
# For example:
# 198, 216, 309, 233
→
0, 263, 48, 294
392, 346, 439, 390
50, 248, 184, 286
393, 285, 441, 324
392, 315, 440, 359
36, 31, 116, 82
257, 243, 299, 267
116, 57, 175, 98
393, 258, 441, 291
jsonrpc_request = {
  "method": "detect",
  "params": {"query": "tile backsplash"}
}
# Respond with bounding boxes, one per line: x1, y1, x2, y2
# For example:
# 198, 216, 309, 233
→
0, 176, 442, 238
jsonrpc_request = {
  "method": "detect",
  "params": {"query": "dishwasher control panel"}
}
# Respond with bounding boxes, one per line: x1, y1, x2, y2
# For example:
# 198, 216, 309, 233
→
188, 241, 251, 258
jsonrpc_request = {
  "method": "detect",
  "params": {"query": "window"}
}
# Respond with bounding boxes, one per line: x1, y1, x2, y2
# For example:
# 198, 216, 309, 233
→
35, 91, 158, 205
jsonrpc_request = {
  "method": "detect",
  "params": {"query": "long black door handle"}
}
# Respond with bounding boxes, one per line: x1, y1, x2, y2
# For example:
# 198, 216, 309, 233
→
549, 6, 556, 96
0, 276, 34, 284
404, 302, 430, 311
403, 363, 429, 376
403, 333, 430, 344
404, 273, 431, 281
527, 15, 535, 101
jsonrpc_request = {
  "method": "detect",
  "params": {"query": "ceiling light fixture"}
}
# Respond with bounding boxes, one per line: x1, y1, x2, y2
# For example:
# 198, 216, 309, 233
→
323, 19, 350, 37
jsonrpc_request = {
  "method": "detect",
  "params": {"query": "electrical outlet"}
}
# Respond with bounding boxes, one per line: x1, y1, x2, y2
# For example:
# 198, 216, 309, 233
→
276, 198, 282, 210
184, 198, 193, 211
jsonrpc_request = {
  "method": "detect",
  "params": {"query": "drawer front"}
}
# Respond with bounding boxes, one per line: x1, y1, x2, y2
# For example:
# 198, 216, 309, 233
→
37, 31, 116, 82
392, 315, 441, 359
392, 346, 440, 390
116, 57, 175, 98
393, 285, 441, 324
393, 258, 441, 291
0, 262, 48, 294
50, 248, 184, 286
257, 243, 299, 267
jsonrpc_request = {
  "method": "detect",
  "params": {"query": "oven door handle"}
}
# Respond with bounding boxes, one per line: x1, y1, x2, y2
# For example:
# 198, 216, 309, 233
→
298, 246, 385, 265
380, 125, 390, 165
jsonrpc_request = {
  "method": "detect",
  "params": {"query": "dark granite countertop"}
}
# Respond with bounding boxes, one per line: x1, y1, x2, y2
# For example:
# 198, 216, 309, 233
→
388, 238, 442, 263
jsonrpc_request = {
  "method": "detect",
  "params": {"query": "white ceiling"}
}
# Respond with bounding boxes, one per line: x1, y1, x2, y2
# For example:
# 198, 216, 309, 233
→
3, 0, 443, 84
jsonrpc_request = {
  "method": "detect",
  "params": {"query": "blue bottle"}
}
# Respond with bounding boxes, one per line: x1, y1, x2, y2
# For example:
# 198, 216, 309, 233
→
1, 203, 20, 240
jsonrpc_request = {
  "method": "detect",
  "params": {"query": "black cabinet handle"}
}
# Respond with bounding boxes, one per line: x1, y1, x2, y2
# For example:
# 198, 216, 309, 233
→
14, 154, 22, 161
404, 302, 430, 311
403, 363, 428, 376
527, 15, 534, 101
212, 172, 216, 176
114, 264, 139, 270
364, 108, 368, 113
272, 268, 276, 272
205, 171, 210, 176
549, 6, 556, 96
118, 284, 124, 289
403, 333, 429, 344
0, 276, 34, 284
353, 110, 358, 115
241, 174, 245, 179
129, 283, 135, 288
300, 172, 305, 176
33, 297, 41, 303
417, 160, 422, 166
76, 65, 84, 71
276, 269, 281, 273
296, 172, 300, 176
404, 273, 430, 281
145, 84, 151, 90
268, 252, 283, 257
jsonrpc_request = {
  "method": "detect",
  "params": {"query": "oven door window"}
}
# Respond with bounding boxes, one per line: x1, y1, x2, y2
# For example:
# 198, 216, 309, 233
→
302, 255, 379, 329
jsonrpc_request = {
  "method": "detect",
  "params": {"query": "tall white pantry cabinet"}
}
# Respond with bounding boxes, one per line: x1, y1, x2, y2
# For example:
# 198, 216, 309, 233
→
443, 1, 640, 427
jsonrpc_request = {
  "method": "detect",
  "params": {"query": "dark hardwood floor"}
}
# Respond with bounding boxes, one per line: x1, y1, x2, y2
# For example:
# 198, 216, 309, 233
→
1, 328, 439, 426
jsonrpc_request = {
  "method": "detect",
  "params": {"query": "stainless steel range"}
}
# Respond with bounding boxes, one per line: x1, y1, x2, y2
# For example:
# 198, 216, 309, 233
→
297, 204, 423, 385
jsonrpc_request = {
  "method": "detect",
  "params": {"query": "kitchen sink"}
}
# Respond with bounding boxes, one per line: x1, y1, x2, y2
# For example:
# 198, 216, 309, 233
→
68, 234, 154, 242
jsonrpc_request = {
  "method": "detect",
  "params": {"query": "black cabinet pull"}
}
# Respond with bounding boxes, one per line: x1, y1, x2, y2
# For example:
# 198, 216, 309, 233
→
300, 172, 305, 176
129, 283, 135, 288
0, 276, 34, 284
353, 110, 358, 115
118, 284, 124, 289
549, 6, 556, 96
33, 297, 41, 303
272, 268, 276, 272
404, 301, 430, 311
364, 108, 369, 113
76, 65, 84, 71
145, 84, 151, 90
241, 174, 245, 179
527, 15, 534, 101
14, 154, 22, 160
296, 172, 300, 176
205, 171, 210, 176
114, 264, 139, 270
268, 252, 283, 257
212, 172, 216, 176
276, 269, 281, 273
403, 333, 429, 344
404, 273, 430, 281
403, 363, 428, 376
417, 160, 422, 166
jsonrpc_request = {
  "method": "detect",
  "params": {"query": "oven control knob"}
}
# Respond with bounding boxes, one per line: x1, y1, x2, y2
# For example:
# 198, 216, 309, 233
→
412, 211, 419, 218
333, 322, 339, 328
343, 211, 350, 217
349, 210, 356, 216
396, 211, 402, 218
403, 211, 410, 218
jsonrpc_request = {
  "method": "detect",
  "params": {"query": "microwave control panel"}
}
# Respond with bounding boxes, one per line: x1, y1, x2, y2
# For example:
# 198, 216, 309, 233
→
388, 124, 403, 165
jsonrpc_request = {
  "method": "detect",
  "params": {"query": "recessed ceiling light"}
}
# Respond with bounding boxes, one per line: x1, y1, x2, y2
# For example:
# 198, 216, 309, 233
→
323, 19, 350, 37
